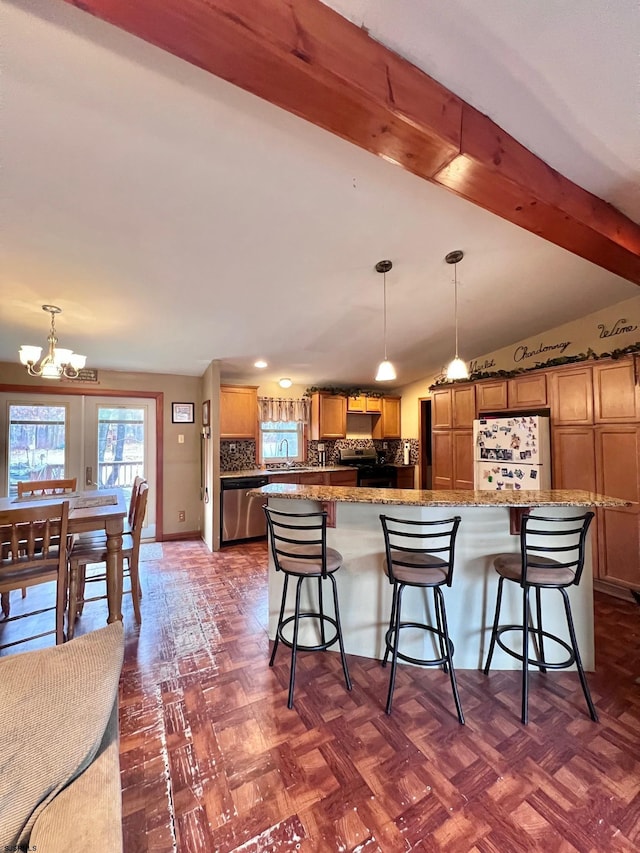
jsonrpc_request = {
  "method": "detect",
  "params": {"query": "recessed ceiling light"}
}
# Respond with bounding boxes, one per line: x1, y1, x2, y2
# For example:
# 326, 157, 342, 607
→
254, 360, 268, 369
278, 378, 293, 388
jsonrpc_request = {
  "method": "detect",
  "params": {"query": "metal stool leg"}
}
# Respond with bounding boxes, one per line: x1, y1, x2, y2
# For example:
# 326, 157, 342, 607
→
561, 588, 598, 722
434, 588, 448, 674
535, 587, 547, 673
484, 576, 505, 674
270, 574, 289, 667
385, 584, 405, 714
382, 585, 399, 667
522, 586, 530, 725
287, 577, 304, 709
435, 586, 464, 724
318, 576, 326, 647
328, 573, 352, 692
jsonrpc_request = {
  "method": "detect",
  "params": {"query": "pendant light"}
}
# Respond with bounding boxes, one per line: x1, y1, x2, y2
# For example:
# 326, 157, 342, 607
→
375, 259, 396, 381
445, 250, 469, 381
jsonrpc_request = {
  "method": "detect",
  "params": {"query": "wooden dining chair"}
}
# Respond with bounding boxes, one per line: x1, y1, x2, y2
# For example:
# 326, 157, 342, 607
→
0, 501, 70, 650
17, 477, 77, 498
67, 483, 149, 636
4, 478, 77, 617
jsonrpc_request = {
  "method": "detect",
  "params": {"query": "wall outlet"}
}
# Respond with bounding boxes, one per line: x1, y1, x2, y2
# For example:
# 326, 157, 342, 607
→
230, 443, 236, 451
318, 443, 325, 451
383, 441, 388, 449
178, 510, 186, 522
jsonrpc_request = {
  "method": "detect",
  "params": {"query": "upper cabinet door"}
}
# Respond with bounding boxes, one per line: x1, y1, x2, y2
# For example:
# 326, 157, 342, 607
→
380, 396, 401, 438
593, 358, 640, 422
475, 381, 507, 413
431, 388, 452, 429
507, 373, 547, 408
310, 393, 347, 440
346, 395, 366, 413
548, 366, 594, 425
220, 385, 258, 439
452, 385, 475, 429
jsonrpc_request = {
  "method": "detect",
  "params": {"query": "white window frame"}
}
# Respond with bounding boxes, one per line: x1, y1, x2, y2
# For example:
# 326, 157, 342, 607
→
260, 421, 306, 463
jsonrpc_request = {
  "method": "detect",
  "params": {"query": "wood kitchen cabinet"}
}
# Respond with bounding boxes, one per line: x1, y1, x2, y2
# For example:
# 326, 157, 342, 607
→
552, 427, 596, 491
395, 466, 415, 489
475, 380, 507, 413
548, 365, 594, 425
329, 469, 357, 486
310, 393, 347, 440
595, 425, 640, 591
268, 472, 300, 484
372, 396, 401, 439
431, 388, 452, 428
452, 385, 475, 428
347, 395, 382, 413
452, 430, 474, 490
593, 358, 640, 422
432, 430, 453, 489
508, 373, 547, 408
220, 385, 258, 440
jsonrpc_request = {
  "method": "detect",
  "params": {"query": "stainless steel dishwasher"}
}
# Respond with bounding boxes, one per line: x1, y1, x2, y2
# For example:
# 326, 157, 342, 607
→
220, 475, 269, 545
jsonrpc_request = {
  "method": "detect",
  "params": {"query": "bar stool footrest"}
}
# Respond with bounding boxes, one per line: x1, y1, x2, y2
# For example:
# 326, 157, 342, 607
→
495, 624, 576, 670
384, 621, 454, 668
277, 611, 340, 653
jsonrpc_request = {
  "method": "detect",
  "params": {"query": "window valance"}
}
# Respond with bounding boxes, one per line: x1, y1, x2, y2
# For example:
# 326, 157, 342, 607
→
258, 397, 310, 423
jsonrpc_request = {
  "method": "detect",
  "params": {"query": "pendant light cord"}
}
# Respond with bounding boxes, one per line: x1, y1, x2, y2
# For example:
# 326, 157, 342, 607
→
454, 263, 459, 358
382, 269, 388, 360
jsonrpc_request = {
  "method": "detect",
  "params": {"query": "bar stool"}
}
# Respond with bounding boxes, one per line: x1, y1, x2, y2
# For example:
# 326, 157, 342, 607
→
380, 513, 464, 723
264, 505, 352, 709
483, 511, 596, 724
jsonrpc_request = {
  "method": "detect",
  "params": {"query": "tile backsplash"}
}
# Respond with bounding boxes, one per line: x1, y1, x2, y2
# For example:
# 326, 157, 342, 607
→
220, 437, 419, 471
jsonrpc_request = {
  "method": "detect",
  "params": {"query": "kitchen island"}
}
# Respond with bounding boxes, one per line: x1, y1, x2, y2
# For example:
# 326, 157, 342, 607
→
249, 484, 630, 670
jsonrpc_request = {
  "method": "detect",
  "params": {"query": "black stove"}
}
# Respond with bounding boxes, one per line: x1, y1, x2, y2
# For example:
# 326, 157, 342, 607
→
338, 448, 397, 488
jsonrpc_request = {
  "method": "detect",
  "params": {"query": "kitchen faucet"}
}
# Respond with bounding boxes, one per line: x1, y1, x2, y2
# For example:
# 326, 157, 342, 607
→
278, 438, 289, 460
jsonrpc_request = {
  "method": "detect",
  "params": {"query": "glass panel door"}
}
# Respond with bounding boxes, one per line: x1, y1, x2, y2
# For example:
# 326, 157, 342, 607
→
7, 403, 69, 496
84, 398, 156, 538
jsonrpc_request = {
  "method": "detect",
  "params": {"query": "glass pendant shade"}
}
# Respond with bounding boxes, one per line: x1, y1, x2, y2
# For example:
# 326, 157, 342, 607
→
375, 359, 396, 381
19, 345, 42, 365
446, 356, 469, 380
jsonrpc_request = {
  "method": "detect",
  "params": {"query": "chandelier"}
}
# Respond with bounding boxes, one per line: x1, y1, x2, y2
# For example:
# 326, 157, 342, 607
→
19, 305, 87, 379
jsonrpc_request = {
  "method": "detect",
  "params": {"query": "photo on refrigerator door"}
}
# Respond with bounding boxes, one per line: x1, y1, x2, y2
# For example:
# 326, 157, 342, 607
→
473, 414, 551, 490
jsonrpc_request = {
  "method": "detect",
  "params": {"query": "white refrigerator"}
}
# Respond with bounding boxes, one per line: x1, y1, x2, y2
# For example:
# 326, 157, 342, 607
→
473, 414, 551, 491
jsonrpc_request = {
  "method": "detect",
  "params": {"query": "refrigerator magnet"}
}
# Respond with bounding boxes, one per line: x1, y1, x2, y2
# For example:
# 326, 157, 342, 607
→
530, 469, 538, 479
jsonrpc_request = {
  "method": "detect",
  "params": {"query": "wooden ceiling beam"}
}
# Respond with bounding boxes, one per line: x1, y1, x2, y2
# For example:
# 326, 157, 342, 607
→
62, 0, 640, 284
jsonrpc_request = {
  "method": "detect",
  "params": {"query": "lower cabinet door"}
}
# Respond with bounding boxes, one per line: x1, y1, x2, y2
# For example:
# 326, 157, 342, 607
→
452, 430, 474, 490
432, 431, 453, 489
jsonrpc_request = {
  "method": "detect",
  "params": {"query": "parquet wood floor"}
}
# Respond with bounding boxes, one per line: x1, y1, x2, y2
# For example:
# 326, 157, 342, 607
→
2, 540, 639, 851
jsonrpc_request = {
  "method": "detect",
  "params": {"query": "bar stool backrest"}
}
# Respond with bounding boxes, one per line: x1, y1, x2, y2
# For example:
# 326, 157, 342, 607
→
380, 514, 461, 586
520, 512, 594, 586
264, 505, 328, 576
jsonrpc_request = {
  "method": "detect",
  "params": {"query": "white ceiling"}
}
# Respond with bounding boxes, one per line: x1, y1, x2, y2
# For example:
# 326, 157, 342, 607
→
1, 0, 639, 389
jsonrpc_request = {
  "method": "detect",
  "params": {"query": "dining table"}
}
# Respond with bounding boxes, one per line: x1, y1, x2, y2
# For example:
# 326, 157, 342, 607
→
0, 487, 127, 626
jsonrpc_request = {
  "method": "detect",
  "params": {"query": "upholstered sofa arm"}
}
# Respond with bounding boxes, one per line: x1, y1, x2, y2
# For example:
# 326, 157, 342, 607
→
29, 702, 123, 852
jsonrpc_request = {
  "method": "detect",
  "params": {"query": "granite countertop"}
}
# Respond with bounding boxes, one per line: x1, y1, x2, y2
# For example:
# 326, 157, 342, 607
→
248, 484, 632, 508
221, 466, 351, 479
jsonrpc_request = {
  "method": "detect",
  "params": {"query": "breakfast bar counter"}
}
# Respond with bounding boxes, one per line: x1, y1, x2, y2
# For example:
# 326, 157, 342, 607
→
250, 485, 630, 670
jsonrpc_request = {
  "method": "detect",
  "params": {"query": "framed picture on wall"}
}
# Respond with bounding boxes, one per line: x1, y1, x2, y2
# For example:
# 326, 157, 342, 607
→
172, 402, 195, 424
202, 400, 210, 427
